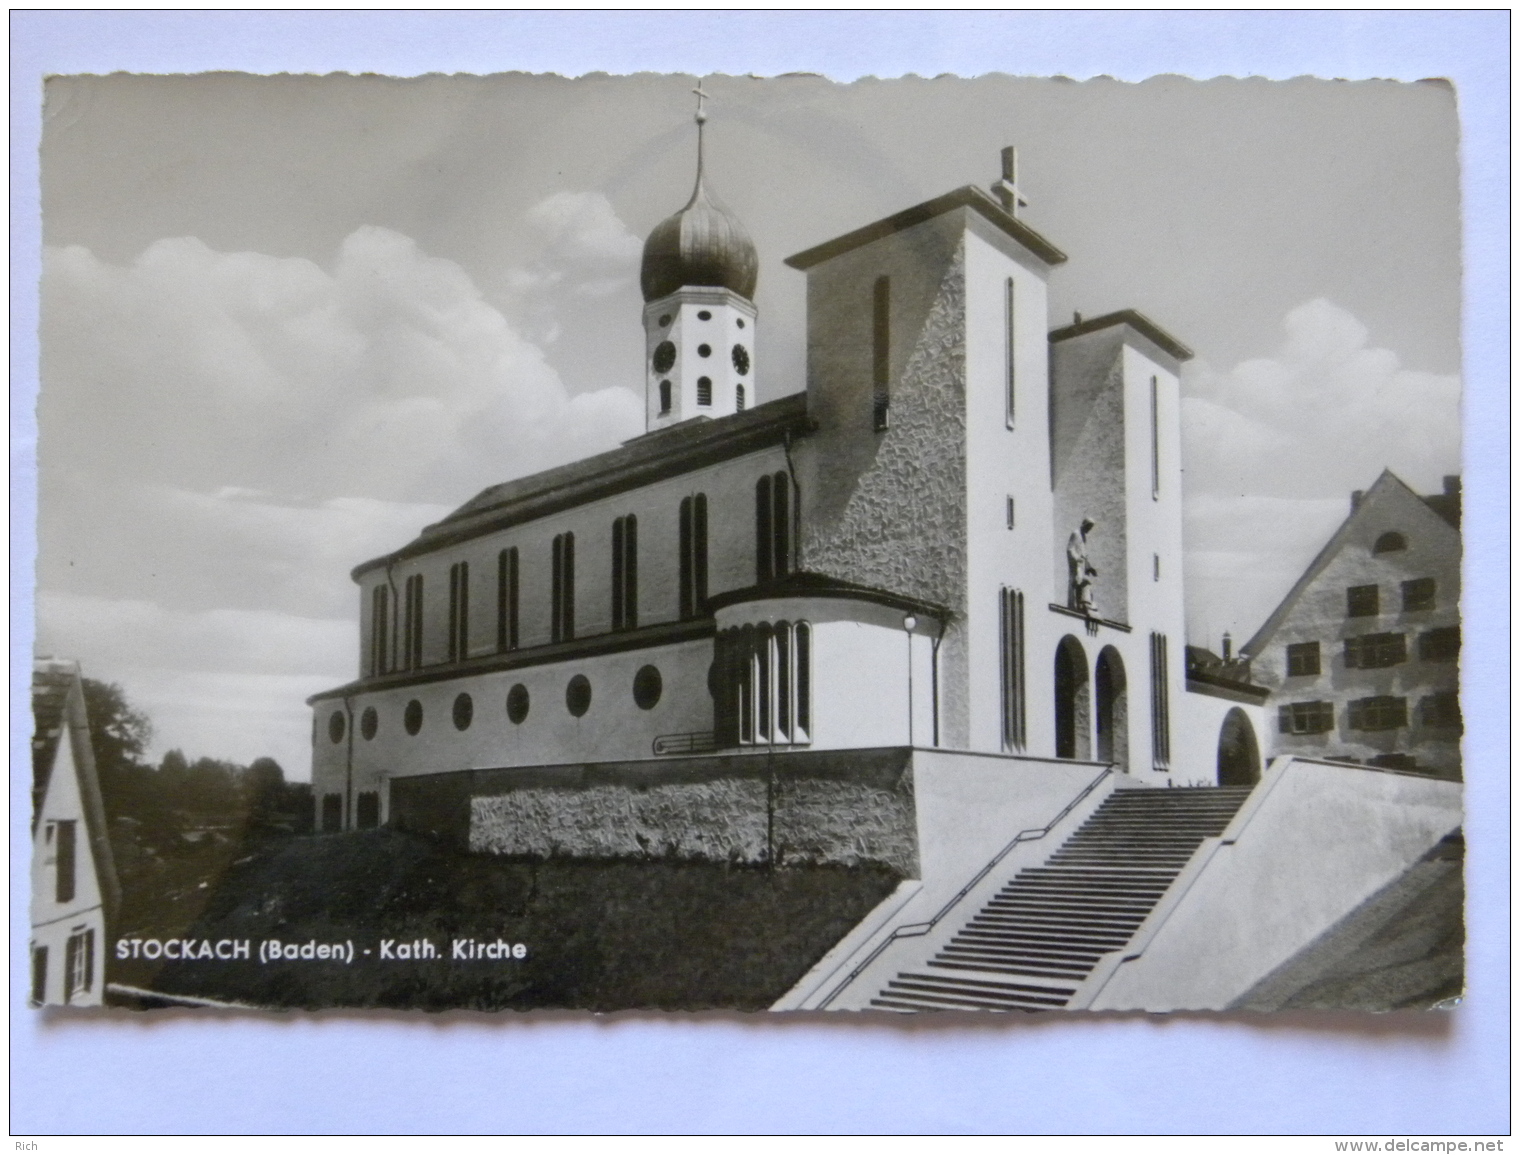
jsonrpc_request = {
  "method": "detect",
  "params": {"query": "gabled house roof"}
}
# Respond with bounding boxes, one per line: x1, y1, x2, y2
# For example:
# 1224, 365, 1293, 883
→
1241, 470, 1462, 660
31, 658, 122, 922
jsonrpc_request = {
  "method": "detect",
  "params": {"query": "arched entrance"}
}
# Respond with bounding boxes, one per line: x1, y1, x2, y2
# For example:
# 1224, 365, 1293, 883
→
1095, 646, 1128, 770
1217, 707, 1260, 786
1054, 635, 1091, 760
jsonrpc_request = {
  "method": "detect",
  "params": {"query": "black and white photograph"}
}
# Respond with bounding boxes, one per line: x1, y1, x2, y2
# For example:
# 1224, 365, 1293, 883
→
31, 66, 1468, 1020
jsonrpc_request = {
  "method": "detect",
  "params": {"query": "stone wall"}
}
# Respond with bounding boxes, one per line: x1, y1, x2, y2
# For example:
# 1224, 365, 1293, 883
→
387, 748, 919, 875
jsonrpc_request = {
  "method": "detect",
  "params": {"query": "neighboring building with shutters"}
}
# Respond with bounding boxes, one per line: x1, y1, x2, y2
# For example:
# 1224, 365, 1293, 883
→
30, 658, 120, 1007
1240, 471, 1463, 779
307, 115, 1262, 854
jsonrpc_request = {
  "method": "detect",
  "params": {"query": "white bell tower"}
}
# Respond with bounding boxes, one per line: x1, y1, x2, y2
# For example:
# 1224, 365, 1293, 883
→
639, 82, 759, 431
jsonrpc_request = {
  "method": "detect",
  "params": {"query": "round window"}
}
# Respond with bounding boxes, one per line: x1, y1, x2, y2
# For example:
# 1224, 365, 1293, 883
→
652, 340, 677, 374
404, 699, 424, 736
633, 665, 663, 710
453, 692, 474, 731
506, 683, 530, 724
732, 344, 750, 375
566, 674, 592, 718
697, 343, 712, 358
736, 317, 746, 329
658, 313, 672, 327
697, 310, 712, 321
360, 707, 378, 741
328, 710, 346, 744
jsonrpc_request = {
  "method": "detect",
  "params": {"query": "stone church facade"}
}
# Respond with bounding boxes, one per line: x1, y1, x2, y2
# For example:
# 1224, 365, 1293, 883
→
308, 123, 1259, 860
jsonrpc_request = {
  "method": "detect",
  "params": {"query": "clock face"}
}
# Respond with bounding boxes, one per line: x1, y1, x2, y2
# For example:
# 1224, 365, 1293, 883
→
731, 344, 750, 375
652, 341, 677, 374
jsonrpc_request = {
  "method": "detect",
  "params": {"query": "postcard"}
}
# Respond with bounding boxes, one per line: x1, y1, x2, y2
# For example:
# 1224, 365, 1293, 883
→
30, 71, 1463, 1013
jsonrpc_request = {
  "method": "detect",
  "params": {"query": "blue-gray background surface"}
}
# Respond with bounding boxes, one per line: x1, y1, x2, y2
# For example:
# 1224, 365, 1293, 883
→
10, 10, 1509, 1136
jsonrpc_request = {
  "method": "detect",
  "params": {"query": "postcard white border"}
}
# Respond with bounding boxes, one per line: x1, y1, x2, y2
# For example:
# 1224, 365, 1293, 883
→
10, 10, 1509, 1136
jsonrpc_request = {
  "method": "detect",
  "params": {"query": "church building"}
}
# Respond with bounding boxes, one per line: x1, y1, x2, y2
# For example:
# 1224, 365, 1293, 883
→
308, 106, 1262, 865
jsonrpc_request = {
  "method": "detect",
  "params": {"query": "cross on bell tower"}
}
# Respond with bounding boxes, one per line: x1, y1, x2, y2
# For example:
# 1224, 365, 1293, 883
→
992, 145, 1028, 218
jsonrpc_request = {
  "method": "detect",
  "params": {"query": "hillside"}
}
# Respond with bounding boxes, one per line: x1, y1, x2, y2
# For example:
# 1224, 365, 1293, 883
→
109, 828, 900, 1012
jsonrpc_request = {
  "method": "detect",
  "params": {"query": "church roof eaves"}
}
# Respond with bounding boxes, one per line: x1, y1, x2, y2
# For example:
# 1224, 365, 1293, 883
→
1048, 309, 1194, 363
783, 185, 1067, 271
706, 571, 951, 621
353, 392, 811, 579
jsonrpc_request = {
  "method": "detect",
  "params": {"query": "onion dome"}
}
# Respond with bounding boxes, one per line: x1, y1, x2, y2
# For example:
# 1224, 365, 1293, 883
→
640, 111, 758, 302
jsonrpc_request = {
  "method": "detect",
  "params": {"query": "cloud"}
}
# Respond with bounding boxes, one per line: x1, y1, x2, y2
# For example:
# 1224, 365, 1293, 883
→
1181, 298, 1460, 501
38, 214, 645, 763
1179, 299, 1461, 644
42, 223, 643, 509
503, 191, 645, 344
35, 592, 355, 775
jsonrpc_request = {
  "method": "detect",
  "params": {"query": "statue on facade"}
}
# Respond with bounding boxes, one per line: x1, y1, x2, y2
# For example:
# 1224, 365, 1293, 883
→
1067, 518, 1098, 616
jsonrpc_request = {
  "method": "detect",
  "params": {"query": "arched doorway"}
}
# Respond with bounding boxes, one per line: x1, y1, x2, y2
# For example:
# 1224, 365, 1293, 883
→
1054, 635, 1091, 760
1095, 646, 1128, 770
1217, 707, 1260, 786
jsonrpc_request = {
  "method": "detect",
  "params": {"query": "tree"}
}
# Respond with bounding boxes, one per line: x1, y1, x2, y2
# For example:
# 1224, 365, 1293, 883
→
81, 678, 153, 775
244, 757, 286, 812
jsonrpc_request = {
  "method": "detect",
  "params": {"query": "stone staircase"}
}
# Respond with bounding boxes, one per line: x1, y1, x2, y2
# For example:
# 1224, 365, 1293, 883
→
871, 786, 1253, 1012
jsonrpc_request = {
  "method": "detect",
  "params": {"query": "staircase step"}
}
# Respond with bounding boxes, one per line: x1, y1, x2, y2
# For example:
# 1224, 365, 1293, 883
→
874, 784, 1254, 1012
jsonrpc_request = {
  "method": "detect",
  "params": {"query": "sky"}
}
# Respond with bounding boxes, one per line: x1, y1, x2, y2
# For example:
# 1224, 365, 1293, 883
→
34, 71, 1463, 776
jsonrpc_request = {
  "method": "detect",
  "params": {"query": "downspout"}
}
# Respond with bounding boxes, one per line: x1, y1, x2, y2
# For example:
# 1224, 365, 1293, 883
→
930, 613, 948, 748
782, 430, 802, 567
343, 695, 355, 831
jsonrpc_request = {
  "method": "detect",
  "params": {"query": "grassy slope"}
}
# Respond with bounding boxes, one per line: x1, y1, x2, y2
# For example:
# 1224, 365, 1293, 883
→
110, 829, 900, 1012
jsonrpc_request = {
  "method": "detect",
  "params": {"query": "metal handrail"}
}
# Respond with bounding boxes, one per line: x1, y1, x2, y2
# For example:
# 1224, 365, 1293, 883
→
651, 731, 719, 756
813, 762, 1115, 1009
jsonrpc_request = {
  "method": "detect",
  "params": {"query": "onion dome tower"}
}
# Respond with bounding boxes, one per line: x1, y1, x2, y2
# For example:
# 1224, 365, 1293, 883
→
640, 83, 758, 431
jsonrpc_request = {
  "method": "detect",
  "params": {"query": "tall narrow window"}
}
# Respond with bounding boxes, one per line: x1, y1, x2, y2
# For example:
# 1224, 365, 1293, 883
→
551, 532, 575, 642
1149, 632, 1171, 769
54, 819, 76, 905
29, 945, 46, 1006
658, 379, 672, 415
679, 494, 709, 618
696, 376, 713, 406
64, 928, 93, 1003
447, 561, 470, 662
795, 622, 811, 736
403, 574, 424, 670
756, 472, 793, 583
736, 384, 746, 411
611, 514, 638, 631
716, 621, 812, 748
1005, 276, 1017, 428
772, 471, 792, 577
872, 275, 891, 431
1150, 375, 1161, 499
370, 584, 390, 676
497, 547, 519, 652
1006, 496, 1016, 530
756, 474, 773, 582
1000, 587, 1027, 751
